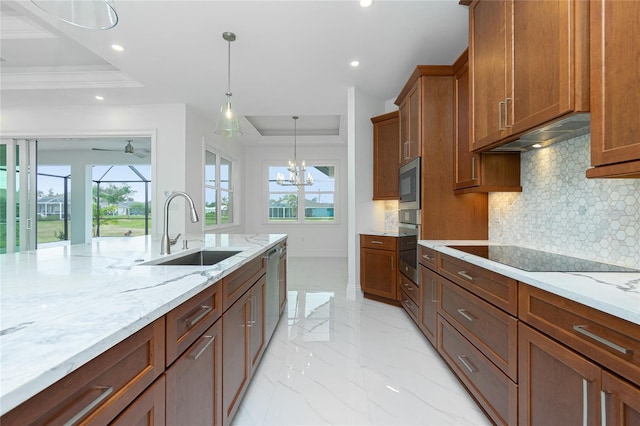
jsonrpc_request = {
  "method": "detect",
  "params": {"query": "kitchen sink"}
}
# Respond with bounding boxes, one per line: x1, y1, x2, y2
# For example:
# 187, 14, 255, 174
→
146, 250, 241, 266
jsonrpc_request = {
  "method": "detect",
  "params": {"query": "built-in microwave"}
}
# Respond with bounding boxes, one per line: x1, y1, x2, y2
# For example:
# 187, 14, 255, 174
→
399, 157, 420, 210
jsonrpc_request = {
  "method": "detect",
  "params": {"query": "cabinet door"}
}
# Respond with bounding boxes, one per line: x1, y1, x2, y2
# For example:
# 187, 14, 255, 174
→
511, 0, 588, 135
519, 323, 601, 426
111, 376, 165, 426
222, 289, 251, 425
399, 80, 421, 166
469, 0, 510, 150
250, 275, 266, 373
588, 0, 640, 175
419, 265, 438, 345
454, 58, 479, 189
166, 320, 223, 426
372, 112, 399, 199
360, 247, 397, 300
278, 248, 287, 315
602, 371, 640, 426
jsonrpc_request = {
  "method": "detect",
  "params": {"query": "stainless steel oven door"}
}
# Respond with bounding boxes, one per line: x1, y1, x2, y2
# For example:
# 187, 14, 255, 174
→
398, 222, 420, 284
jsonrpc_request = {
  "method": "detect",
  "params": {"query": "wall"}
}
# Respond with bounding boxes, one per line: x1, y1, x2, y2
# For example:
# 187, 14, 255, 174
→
243, 140, 348, 258
489, 134, 640, 269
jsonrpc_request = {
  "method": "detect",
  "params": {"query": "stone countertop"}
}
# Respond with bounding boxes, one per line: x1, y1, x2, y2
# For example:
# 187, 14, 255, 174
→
419, 240, 640, 326
0, 233, 287, 416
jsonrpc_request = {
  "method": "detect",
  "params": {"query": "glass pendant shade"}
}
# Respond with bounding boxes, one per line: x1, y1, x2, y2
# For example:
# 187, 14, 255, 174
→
31, 0, 118, 30
215, 94, 242, 137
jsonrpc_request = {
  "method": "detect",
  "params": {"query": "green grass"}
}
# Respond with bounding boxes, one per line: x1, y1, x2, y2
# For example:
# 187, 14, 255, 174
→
36, 217, 151, 243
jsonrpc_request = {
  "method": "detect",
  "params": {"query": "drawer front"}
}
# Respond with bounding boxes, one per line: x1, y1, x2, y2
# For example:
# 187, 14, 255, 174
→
2, 318, 165, 425
438, 316, 518, 426
166, 282, 222, 365
398, 272, 420, 306
111, 375, 166, 426
222, 255, 265, 311
440, 278, 518, 381
360, 234, 397, 251
419, 246, 437, 269
438, 253, 518, 315
399, 288, 419, 322
519, 284, 640, 387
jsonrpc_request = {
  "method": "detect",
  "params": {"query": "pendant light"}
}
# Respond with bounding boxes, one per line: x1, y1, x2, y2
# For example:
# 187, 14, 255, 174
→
215, 32, 242, 137
276, 116, 313, 188
31, 0, 119, 30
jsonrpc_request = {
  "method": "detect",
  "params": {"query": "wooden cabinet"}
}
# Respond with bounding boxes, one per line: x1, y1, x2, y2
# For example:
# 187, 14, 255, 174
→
278, 244, 287, 315
602, 370, 640, 425
397, 77, 421, 166
371, 111, 399, 199
453, 50, 521, 193
419, 264, 438, 346
111, 375, 166, 426
468, 0, 589, 151
1, 319, 165, 425
250, 275, 266, 374
166, 320, 222, 426
360, 234, 398, 302
587, 0, 640, 178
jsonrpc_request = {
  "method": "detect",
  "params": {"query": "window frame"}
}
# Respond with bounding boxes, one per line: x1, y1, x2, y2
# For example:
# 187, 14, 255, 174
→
265, 161, 338, 225
203, 145, 236, 230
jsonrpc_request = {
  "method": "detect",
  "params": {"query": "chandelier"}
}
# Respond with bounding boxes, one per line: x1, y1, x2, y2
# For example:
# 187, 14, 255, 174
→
276, 116, 313, 188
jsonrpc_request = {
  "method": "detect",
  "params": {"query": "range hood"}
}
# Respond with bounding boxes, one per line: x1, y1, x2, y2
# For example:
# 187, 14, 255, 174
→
491, 113, 591, 152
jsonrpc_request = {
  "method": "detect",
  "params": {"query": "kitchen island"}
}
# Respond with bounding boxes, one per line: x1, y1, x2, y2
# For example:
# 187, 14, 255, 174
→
0, 233, 286, 420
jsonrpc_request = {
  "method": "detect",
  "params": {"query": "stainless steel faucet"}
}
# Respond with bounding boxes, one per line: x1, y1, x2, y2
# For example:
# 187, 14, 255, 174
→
161, 191, 200, 255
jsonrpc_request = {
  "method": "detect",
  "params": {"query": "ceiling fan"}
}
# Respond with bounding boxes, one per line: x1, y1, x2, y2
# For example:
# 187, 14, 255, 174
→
92, 140, 149, 158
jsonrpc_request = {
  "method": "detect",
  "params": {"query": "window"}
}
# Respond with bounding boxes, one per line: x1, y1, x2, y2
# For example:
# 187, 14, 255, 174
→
205, 149, 234, 227
267, 165, 335, 223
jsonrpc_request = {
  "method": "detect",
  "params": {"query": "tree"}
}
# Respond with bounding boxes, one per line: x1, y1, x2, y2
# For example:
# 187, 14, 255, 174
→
93, 183, 136, 205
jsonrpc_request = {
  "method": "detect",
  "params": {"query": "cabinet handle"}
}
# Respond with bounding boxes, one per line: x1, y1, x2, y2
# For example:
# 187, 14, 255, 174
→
185, 305, 213, 328
431, 279, 437, 303
457, 308, 474, 322
573, 325, 632, 355
404, 283, 413, 291
600, 390, 608, 426
498, 101, 505, 130
457, 271, 474, 281
504, 97, 512, 127
422, 254, 434, 261
188, 335, 215, 361
457, 355, 476, 373
64, 386, 114, 426
471, 156, 477, 180
370, 240, 384, 245
582, 378, 590, 426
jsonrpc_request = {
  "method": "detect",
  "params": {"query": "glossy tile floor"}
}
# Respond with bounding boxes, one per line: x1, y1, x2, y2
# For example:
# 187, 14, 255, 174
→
232, 257, 492, 426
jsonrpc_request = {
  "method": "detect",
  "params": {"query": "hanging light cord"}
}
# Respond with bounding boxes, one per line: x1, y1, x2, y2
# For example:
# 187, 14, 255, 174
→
226, 37, 232, 97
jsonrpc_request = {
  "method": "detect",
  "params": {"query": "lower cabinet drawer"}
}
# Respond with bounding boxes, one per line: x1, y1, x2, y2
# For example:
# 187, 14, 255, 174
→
1, 318, 165, 425
440, 278, 518, 381
399, 288, 419, 322
438, 315, 517, 426
111, 375, 166, 426
398, 272, 420, 306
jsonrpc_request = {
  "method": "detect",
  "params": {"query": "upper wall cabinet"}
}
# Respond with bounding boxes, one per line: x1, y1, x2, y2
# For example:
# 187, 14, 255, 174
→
397, 75, 422, 166
371, 111, 400, 200
586, 0, 640, 178
469, 0, 590, 152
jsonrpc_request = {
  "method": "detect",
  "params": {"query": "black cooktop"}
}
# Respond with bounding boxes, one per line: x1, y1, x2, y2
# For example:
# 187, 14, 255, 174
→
447, 245, 640, 273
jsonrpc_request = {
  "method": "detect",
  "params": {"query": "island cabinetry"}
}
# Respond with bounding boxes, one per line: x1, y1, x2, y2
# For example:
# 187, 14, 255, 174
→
278, 242, 287, 315
398, 271, 420, 323
453, 49, 521, 193
519, 284, 640, 425
419, 263, 439, 346
222, 273, 266, 425
0, 319, 165, 425
468, 0, 589, 151
111, 375, 166, 426
360, 234, 398, 302
587, 0, 640, 178
397, 78, 421, 166
221, 255, 266, 311
371, 111, 400, 199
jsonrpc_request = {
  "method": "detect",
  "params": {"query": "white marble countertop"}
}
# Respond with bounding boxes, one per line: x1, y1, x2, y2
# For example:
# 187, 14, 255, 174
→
420, 240, 640, 326
0, 233, 286, 416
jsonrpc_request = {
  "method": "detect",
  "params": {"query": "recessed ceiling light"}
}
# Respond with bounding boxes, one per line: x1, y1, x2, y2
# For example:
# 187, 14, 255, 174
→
111, 44, 124, 52
350, 60, 360, 68
360, 0, 373, 7
95, 95, 104, 100
532, 143, 543, 148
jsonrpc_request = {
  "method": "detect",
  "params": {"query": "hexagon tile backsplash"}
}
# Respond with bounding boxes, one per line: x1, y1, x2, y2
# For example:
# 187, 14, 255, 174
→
489, 134, 640, 269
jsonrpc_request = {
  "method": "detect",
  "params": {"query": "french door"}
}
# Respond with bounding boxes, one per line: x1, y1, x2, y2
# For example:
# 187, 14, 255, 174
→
0, 139, 37, 253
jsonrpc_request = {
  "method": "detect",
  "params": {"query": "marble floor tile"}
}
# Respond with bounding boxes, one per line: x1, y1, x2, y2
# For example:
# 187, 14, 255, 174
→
232, 257, 491, 426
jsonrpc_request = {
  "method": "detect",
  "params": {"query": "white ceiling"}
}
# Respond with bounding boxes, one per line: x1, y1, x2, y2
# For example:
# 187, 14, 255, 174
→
0, 0, 469, 143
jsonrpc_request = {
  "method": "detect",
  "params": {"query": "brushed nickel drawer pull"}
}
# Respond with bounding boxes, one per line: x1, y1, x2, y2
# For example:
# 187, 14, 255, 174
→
431, 279, 437, 303
185, 305, 213, 328
189, 335, 215, 361
600, 390, 608, 426
573, 325, 631, 355
422, 254, 434, 261
457, 308, 474, 322
457, 271, 474, 281
370, 240, 384, 245
582, 378, 590, 426
64, 386, 113, 426
457, 355, 476, 373
404, 283, 413, 291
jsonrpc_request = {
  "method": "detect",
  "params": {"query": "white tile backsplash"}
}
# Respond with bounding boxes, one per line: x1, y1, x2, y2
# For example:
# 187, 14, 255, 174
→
489, 134, 640, 269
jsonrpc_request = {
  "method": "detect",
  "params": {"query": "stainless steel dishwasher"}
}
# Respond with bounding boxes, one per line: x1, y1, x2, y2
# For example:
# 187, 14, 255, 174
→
264, 244, 282, 341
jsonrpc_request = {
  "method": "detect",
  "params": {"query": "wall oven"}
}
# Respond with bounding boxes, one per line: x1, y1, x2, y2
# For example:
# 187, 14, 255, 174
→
398, 209, 421, 284
399, 157, 420, 210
